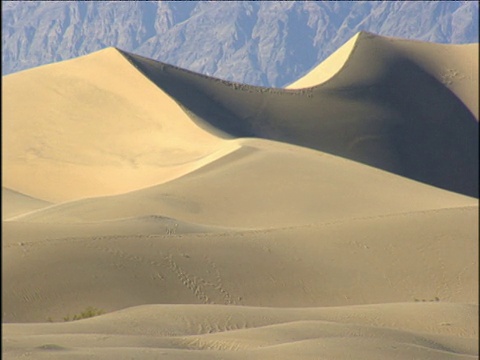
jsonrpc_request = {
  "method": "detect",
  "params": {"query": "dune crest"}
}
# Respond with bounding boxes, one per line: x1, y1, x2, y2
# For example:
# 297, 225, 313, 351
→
286, 32, 361, 89
120, 34, 478, 197
2, 47, 225, 202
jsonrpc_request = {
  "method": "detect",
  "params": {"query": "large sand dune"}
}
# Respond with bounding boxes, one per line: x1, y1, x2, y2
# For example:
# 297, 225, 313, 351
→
2, 47, 226, 202
2, 32, 478, 359
120, 31, 479, 197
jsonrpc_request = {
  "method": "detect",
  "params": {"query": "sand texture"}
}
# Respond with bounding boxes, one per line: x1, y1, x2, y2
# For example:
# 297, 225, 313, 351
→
2, 31, 478, 359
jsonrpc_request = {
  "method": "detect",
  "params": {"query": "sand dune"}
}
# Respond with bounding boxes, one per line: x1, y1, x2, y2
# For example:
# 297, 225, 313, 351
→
2, 47, 226, 202
9, 138, 477, 227
287, 32, 479, 119
3, 303, 478, 359
4, 205, 477, 323
2, 188, 51, 220
121, 31, 478, 197
2, 31, 478, 359
3, 32, 478, 201
286, 33, 361, 89
3, 208, 478, 357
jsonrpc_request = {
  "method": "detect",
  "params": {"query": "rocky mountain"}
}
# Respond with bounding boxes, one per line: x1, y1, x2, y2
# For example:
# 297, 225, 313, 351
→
2, 1, 478, 87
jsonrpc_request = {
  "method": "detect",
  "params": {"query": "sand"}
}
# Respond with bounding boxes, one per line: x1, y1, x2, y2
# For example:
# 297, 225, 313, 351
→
2, 47, 226, 202
2, 188, 52, 220
2, 31, 478, 359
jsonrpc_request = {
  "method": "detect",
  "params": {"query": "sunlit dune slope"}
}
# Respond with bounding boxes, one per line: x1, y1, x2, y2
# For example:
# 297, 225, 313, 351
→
287, 32, 479, 119
121, 31, 478, 197
286, 33, 361, 89
2, 47, 225, 203
3, 303, 477, 360
9, 138, 477, 227
3, 205, 477, 323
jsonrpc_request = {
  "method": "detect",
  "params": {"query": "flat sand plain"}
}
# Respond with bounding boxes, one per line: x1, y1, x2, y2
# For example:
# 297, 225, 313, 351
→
3, 32, 478, 359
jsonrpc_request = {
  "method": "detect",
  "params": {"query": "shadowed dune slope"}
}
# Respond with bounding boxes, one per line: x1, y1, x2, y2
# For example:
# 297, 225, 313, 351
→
120, 31, 478, 197
287, 33, 479, 119
8, 138, 477, 227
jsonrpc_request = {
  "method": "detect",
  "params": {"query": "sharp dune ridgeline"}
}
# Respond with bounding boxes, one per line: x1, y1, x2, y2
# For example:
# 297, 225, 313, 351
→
2, 32, 479, 360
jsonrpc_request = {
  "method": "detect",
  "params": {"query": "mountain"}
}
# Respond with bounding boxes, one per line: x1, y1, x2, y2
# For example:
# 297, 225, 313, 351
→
2, 1, 478, 87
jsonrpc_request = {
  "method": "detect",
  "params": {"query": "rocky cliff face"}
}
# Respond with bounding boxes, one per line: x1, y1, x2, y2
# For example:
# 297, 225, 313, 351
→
2, 1, 478, 86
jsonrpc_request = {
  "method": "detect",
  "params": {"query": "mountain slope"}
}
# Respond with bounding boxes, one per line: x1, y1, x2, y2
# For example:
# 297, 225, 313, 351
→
2, 1, 478, 86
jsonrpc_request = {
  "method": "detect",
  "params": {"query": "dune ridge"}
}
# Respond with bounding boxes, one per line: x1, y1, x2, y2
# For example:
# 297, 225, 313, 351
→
2, 31, 478, 360
288, 32, 479, 118
2, 47, 227, 202
118, 31, 479, 197
286, 32, 361, 89
3, 32, 478, 199
2, 188, 51, 220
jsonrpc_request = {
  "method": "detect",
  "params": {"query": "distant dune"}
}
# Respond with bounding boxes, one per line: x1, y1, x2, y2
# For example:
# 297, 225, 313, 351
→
2, 32, 478, 360
2, 187, 51, 220
4, 32, 479, 201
